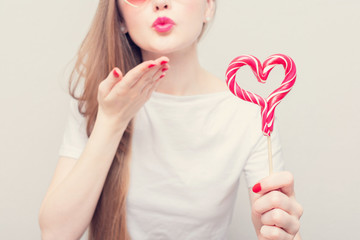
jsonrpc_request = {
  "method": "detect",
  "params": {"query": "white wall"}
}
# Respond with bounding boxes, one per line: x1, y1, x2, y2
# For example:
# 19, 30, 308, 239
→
1, 0, 359, 239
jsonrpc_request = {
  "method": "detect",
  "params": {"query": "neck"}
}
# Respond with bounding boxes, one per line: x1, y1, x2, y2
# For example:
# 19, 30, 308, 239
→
141, 43, 209, 96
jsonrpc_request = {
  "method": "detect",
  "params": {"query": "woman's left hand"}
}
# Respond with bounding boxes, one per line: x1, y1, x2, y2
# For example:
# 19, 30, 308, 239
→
250, 171, 303, 240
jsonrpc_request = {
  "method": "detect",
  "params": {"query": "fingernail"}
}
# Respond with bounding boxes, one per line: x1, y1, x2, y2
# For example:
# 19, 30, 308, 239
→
113, 69, 120, 78
160, 74, 165, 79
160, 61, 168, 65
252, 183, 261, 193
162, 68, 168, 72
148, 64, 156, 68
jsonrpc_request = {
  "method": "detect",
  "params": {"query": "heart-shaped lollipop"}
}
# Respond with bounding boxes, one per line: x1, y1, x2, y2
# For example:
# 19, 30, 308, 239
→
225, 54, 297, 136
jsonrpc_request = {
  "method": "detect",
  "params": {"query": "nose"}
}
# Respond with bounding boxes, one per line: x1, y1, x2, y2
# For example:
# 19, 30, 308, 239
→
153, 0, 170, 11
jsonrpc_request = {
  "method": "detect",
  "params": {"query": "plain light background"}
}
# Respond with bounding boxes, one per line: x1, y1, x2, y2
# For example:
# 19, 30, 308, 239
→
1, 0, 359, 239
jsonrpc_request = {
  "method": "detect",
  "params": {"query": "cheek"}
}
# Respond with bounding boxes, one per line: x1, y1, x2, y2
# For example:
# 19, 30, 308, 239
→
185, 14, 206, 39
118, 1, 142, 30
181, 2, 207, 31
183, 2, 206, 21
121, 12, 146, 41
123, 16, 151, 48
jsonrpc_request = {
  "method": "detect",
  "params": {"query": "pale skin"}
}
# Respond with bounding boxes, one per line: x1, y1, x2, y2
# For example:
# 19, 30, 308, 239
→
38, 0, 302, 239
249, 172, 303, 240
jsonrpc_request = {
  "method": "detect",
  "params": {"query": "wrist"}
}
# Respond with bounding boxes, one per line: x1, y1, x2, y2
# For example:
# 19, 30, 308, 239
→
93, 115, 128, 141
84, 117, 127, 165
95, 111, 130, 135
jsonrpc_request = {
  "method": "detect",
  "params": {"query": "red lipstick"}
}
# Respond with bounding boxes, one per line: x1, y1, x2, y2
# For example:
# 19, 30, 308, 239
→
152, 17, 175, 33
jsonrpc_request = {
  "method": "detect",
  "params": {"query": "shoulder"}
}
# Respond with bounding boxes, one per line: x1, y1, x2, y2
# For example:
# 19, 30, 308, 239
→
202, 71, 261, 121
65, 97, 88, 131
222, 91, 264, 136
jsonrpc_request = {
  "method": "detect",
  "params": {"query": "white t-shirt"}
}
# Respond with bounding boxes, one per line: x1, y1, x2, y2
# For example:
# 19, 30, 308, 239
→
59, 90, 284, 240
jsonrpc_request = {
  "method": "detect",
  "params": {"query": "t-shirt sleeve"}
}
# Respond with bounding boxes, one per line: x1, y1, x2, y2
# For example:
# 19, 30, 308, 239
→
243, 124, 285, 188
58, 98, 88, 159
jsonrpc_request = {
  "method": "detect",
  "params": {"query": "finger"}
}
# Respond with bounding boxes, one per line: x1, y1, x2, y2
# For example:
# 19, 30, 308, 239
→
140, 68, 167, 96
261, 208, 300, 235
134, 77, 162, 105
252, 190, 302, 218
140, 62, 168, 88
135, 64, 169, 93
124, 60, 160, 89
155, 57, 169, 66
125, 56, 169, 89
152, 63, 169, 81
252, 171, 295, 197
260, 225, 293, 240
142, 72, 166, 97
108, 57, 169, 99
128, 56, 169, 88
98, 68, 123, 98
142, 79, 160, 100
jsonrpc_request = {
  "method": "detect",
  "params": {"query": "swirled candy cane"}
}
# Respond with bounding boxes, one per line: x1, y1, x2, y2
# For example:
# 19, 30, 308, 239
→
225, 54, 297, 174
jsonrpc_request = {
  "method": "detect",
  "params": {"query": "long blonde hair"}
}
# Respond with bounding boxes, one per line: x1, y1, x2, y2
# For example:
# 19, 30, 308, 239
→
68, 1, 215, 239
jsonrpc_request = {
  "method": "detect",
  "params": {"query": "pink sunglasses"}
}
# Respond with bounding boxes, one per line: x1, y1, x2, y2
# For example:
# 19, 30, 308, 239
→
123, 0, 147, 8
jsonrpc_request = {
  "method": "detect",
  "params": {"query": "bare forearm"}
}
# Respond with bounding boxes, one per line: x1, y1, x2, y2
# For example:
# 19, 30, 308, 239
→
39, 57, 169, 239
39, 120, 126, 240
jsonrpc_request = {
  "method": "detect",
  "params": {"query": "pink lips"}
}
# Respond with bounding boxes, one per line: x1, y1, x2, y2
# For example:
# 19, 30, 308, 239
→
152, 17, 175, 33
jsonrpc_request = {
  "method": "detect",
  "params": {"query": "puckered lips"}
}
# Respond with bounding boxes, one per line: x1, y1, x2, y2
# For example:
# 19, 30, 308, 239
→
152, 17, 175, 33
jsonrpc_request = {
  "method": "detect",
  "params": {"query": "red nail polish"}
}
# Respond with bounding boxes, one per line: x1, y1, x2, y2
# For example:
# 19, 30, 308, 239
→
148, 64, 156, 68
162, 68, 168, 72
160, 74, 165, 79
160, 61, 168, 65
252, 183, 261, 193
113, 69, 120, 78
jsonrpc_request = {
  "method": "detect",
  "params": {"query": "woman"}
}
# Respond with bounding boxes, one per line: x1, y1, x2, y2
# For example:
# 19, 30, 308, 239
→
39, 0, 303, 239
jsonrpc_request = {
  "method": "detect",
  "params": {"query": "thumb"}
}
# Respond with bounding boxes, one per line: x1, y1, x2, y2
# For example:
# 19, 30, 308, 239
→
251, 171, 295, 197
98, 68, 123, 97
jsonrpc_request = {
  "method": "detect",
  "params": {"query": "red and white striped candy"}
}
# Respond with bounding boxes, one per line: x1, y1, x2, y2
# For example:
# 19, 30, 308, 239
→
225, 54, 297, 136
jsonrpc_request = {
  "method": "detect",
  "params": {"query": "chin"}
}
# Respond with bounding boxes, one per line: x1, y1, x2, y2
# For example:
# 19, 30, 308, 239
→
132, 28, 201, 55
148, 47, 179, 55
145, 40, 198, 56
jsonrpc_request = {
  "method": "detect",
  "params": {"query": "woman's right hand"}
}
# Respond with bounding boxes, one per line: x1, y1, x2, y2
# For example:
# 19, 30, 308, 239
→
96, 56, 169, 130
